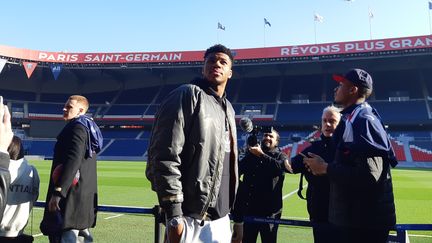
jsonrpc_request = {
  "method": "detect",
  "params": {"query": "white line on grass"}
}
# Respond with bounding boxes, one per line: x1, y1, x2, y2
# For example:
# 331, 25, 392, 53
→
389, 233, 432, 238
286, 216, 309, 220
33, 233, 44, 238
282, 184, 308, 200
104, 214, 124, 220
407, 234, 432, 238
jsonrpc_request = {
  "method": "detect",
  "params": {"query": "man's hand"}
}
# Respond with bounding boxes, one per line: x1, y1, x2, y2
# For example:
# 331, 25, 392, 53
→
231, 223, 243, 243
167, 217, 184, 243
0, 96, 13, 153
303, 152, 328, 175
284, 159, 293, 173
248, 145, 264, 157
48, 195, 61, 212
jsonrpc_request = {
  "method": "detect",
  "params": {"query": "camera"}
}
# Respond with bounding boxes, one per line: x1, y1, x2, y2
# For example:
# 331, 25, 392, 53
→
239, 117, 273, 147
247, 126, 273, 147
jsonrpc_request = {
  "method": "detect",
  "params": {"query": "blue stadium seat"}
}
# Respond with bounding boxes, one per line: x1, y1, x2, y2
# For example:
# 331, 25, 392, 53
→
25, 140, 56, 157
1, 89, 36, 102
100, 139, 148, 156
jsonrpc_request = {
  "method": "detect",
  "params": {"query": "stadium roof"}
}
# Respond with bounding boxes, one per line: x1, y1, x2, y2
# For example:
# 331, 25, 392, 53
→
1, 35, 432, 94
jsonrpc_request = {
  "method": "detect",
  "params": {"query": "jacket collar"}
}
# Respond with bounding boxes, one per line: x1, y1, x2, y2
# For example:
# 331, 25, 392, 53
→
190, 78, 227, 101
341, 103, 361, 115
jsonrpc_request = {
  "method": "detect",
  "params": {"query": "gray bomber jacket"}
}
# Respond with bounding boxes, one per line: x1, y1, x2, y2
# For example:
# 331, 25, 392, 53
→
146, 79, 238, 220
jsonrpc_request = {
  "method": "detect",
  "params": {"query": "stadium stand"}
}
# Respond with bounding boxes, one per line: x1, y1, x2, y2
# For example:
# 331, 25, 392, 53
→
103, 129, 142, 139
391, 139, 407, 162
1, 35, 432, 165
24, 140, 56, 158
116, 86, 159, 104
236, 77, 279, 103
104, 104, 147, 116
99, 139, 148, 157
0, 89, 36, 101
409, 141, 432, 162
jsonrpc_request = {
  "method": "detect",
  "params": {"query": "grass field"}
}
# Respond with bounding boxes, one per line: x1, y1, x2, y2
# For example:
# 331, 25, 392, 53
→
24, 160, 432, 243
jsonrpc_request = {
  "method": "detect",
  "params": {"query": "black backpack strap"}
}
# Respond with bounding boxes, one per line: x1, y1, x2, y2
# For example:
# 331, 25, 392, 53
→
297, 173, 307, 200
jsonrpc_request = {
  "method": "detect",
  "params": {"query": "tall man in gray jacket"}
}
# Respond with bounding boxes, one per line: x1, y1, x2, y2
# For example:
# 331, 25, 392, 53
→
146, 44, 238, 243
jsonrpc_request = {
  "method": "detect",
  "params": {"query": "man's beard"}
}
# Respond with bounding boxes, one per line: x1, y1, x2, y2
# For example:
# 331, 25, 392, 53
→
261, 142, 273, 151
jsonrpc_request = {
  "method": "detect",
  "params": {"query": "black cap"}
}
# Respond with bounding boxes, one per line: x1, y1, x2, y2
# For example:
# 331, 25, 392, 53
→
332, 68, 373, 90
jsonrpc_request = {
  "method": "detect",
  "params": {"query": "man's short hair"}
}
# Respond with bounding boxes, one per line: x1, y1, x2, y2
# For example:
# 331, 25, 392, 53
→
358, 86, 373, 99
69, 95, 89, 113
323, 105, 341, 117
8, 136, 24, 160
264, 128, 280, 146
204, 44, 234, 64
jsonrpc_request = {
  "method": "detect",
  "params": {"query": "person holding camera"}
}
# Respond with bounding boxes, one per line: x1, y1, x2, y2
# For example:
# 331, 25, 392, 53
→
231, 128, 289, 243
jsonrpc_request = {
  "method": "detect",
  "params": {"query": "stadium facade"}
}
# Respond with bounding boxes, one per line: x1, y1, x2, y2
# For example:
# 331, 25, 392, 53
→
1, 35, 432, 164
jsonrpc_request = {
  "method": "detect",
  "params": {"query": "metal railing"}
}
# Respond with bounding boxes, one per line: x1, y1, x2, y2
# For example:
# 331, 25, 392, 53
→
34, 202, 432, 243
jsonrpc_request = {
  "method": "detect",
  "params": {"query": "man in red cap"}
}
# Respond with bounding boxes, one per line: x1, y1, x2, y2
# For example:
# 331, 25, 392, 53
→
303, 68, 397, 243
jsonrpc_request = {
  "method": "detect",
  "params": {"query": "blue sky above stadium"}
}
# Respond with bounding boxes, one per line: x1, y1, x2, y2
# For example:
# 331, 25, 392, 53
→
1, 0, 431, 53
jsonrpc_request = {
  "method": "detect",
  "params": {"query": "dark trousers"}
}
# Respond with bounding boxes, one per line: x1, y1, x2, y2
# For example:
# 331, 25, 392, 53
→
0, 235, 34, 243
312, 221, 334, 243
48, 235, 60, 243
243, 213, 281, 243
332, 226, 390, 243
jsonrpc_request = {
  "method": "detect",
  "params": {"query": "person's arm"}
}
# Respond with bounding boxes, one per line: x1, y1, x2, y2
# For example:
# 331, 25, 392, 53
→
0, 97, 13, 152
290, 145, 316, 174
49, 124, 87, 212
231, 222, 244, 243
306, 118, 387, 188
0, 153, 10, 222
146, 87, 197, 243
146, 86, 196, 219
231, 155, 247, 243
0, 97, 12, 221
248, 146, 289, 176
326, 155, 385, 189
55, 124, 87, 197
32, 166, 40, 202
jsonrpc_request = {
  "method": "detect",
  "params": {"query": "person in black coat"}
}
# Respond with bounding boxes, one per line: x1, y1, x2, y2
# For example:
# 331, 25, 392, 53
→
290, 105, 341, 243
232, 128, 290, 243
40, 95, 103, 243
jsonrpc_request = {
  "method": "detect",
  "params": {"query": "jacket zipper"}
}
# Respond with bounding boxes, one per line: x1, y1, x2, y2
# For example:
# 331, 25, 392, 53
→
199, 103, 225, 225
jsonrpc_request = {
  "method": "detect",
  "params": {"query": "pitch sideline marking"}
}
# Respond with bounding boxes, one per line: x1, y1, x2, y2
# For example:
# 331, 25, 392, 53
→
104, 214, 124, 220
282, 184, 308, 200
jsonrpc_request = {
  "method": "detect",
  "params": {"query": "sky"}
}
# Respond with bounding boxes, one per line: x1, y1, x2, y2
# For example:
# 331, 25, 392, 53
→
1, 0, 431, 53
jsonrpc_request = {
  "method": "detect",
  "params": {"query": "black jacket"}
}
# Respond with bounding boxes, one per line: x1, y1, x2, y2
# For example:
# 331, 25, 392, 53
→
0, 152, 10, 223
291, 134, 335, 222
232, 147, 288, 222
146, 79, 238, 220
42, 120, 98, 230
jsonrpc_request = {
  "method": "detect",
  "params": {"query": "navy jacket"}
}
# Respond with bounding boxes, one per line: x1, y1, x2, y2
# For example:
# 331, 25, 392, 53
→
327, 102, 397, 229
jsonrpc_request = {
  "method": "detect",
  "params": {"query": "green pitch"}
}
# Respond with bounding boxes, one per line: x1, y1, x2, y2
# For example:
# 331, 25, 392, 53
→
25, 160, 431, 243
